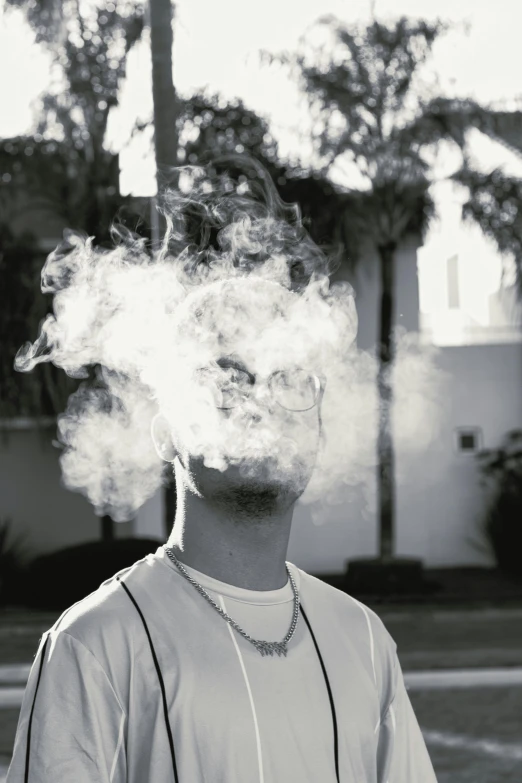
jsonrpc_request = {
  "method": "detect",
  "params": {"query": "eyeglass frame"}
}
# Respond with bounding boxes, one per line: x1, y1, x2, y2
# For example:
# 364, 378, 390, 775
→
193, 364, 327, 412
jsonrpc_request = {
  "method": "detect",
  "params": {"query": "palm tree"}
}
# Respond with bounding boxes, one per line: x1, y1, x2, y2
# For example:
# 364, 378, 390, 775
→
148, 0, 179, 178
265, 16, 522, 588
146, 0, 179, 534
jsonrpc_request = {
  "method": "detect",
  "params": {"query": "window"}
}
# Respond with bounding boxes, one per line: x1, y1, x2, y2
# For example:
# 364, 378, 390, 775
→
454, 427, 483, 455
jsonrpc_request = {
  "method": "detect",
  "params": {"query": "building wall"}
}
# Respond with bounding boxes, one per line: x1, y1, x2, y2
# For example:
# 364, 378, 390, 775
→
286, 341, 522, 573
404, 342, 522, 567
286, 242, 522, 573
0, 423, 134, 559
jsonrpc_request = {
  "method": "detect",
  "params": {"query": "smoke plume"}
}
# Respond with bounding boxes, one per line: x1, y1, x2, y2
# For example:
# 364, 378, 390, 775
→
15, 155, 447, 522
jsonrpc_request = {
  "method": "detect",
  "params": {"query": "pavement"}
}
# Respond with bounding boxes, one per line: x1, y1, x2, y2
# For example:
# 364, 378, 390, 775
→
379, 605, 522, 670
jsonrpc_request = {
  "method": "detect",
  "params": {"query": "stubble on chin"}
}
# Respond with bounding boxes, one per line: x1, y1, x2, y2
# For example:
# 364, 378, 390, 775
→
218, 483, 284, 522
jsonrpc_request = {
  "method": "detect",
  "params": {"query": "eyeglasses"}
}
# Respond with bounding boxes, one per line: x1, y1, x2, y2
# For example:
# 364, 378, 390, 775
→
194, 365, 326, 411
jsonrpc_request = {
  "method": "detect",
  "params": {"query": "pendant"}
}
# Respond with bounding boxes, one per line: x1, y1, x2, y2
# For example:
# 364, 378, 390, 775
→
255, 641, 288, 657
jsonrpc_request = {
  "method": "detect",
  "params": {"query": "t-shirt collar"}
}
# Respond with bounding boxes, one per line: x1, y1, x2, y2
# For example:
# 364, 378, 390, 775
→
156, 545, 300, 605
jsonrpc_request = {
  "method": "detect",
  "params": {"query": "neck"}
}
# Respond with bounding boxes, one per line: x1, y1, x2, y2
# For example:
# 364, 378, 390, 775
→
165, 465, 295, 591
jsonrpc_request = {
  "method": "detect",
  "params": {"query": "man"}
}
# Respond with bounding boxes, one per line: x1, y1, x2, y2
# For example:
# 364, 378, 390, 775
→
7, 163, 437, 783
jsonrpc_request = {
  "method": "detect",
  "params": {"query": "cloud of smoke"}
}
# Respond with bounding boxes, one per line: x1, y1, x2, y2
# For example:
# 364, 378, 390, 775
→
15, 155, 447, 522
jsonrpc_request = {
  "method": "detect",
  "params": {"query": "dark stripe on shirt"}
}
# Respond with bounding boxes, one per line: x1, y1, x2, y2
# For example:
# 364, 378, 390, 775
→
117, 576, 179, 783
300, 604, 340, 783
24, 632, 50, 783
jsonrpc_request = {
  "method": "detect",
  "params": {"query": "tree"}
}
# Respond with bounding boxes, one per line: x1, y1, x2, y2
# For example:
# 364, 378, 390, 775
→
451, 165, 522, 295
4, 0, 147, 540
1, 0, 148, 418
1, 0, 148, 416
0, 222, 70, 418
264, 15, 522, 579
148, 0, 178, 177
5, 0, 146, 240
145, 0, 179, 535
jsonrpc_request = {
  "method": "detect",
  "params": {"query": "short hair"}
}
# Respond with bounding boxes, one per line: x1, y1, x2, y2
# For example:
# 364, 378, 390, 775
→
156, 153, 339, 291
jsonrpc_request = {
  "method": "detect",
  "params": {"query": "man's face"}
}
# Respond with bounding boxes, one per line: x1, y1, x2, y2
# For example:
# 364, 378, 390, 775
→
172, 343, 324, 513
155, 277, 326, 513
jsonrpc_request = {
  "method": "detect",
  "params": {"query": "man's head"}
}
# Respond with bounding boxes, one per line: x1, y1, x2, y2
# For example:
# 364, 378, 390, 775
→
151, 276, 326, 519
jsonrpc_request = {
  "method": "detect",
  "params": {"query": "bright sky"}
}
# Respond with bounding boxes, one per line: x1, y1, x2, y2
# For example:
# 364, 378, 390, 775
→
1, 0, 522, 329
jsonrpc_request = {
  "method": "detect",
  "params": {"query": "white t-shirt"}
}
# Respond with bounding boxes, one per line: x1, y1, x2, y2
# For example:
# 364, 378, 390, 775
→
7, 545, 437, 782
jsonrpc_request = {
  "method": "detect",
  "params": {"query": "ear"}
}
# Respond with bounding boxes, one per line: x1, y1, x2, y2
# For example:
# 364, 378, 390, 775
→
151, 413, 178, 462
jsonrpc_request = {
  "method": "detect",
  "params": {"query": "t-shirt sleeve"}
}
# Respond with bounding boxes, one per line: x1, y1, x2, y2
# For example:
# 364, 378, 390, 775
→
376, 651, 438, 783
6, 629, 127, 783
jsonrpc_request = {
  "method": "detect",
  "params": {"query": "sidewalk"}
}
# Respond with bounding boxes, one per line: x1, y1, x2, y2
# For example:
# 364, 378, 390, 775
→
378, 605, 522, 670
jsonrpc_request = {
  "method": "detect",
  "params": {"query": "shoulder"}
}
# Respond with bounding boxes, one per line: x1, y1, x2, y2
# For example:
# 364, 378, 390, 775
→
303, 569, 395, 647
296, 567, 393, 637
24, 549, 177, 717
296, 567, 397, 711
46, 550, 166, 673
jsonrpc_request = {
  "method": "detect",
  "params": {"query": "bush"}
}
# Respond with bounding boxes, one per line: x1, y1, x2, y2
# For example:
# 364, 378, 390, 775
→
20, 537, 164, 611
476, 429, 522, 580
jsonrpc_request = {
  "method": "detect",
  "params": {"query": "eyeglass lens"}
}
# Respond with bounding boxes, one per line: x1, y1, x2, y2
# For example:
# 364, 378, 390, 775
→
196, 367, 320, 411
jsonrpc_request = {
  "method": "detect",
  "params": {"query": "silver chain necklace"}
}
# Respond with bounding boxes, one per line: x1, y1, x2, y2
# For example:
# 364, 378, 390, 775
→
163, 545, 300, 657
